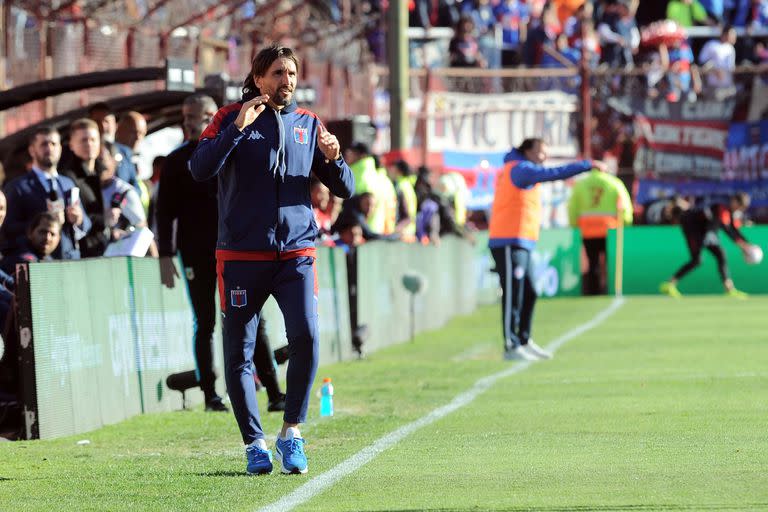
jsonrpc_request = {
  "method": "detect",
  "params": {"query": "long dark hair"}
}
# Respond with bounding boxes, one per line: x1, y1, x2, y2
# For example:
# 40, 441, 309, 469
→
516, 138, 544, 154
242, 43, 300, 100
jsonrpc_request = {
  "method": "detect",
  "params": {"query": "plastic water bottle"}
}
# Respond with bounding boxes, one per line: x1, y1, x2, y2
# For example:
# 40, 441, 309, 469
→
320, 377, 334, 417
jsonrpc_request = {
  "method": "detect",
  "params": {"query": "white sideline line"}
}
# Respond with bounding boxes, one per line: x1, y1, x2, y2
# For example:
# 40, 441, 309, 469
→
256, 297, 625, 512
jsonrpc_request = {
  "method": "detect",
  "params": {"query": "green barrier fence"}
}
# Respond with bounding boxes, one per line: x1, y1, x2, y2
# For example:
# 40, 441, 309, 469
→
16, 246, 353, 439
355, 236, 477, 352
17, 239, 487, 439
607, 226, 768, 295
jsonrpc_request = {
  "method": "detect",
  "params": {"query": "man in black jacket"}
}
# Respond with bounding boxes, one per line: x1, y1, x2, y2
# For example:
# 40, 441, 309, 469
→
157, 94, 227, 412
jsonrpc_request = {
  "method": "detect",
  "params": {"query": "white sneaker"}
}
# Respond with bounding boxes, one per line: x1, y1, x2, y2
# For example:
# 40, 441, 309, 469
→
504, 345, 538, 361
521, 340, 553, 360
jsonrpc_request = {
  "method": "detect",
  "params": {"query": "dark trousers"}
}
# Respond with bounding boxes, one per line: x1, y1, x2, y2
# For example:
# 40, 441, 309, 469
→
491, 246, 537, 351
673, 222, 729, 283
254, 318, 282, 403
218, 256, 318, 445
181, 256, 218, 402
583, 237, 607, 295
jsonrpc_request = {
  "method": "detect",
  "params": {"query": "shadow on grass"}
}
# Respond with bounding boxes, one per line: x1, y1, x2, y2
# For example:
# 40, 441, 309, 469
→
195, 470, 262, 477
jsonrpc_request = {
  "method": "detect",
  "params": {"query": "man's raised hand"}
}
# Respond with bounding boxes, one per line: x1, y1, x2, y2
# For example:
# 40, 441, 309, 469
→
317, 124, 341, 161
235, 95, 269, 132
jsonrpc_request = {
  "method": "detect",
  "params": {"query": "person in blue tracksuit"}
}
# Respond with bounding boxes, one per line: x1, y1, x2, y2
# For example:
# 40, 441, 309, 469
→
190, 44, 354, 475
488, 138, 603, 361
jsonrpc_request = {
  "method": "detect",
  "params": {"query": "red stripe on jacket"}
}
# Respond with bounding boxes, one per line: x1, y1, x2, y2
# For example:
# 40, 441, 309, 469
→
200, 103, 242, 140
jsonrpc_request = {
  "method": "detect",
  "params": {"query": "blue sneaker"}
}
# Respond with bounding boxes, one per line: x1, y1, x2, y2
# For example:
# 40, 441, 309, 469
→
246, 440, 273, 475
275, 427, 308, 474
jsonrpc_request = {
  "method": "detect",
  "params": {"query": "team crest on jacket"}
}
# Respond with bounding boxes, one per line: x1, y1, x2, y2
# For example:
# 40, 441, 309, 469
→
230, 288, 247, 308
293, 127, 308, 144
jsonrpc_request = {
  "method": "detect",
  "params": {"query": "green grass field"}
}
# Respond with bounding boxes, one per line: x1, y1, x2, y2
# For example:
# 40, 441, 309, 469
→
2, 296, 767, 512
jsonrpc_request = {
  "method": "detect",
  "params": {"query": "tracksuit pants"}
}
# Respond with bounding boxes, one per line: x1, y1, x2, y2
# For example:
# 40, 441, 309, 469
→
217, 252, 319, 445
491, 246, 537, 351
181, 255, 218, 402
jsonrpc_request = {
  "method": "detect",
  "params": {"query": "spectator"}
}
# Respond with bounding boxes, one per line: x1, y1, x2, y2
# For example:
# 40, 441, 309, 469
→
667, 0, 710, 27
99, 146, 147, 243
567, 166, 633, 295
331, 211, 365, 253
749, 0, 768, 29
59, 118, 110, 257
311, 176, 334, 243
664, 38, 702, 101
115, 111, 151, 212
1, 127, 89, 261
465, 0, 500, 68
414, 173, 442, 244
367, 154, 398, 235
700, 0, 725, 22
409, 0, 432, 28
343, 141, 378, 194
699, 25, 737, 97
0, 211, 61, 275
0, 191, 15, 291
436, 0, 461, 27
495, 0, 530, 66
449, 15, 487, 68
598, 0, 639, 68
337, 192, 386, 241
523, 0, 562, 67
387, 159, 418, 240
88, 102, 140, 195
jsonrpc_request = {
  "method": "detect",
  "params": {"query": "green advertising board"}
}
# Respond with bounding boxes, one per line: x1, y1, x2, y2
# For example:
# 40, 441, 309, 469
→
607, 226, 768, 295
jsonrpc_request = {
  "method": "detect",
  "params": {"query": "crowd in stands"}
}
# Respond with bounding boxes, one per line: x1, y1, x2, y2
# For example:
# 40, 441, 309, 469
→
390, 0, 768, 100
313, 140, 473, 254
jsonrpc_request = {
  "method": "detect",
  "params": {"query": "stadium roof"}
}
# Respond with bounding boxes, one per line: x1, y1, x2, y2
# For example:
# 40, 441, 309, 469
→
7, 0, 337, 33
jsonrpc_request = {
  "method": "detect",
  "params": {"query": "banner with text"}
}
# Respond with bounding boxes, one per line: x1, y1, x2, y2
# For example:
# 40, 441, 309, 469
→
629, 97, 736, 180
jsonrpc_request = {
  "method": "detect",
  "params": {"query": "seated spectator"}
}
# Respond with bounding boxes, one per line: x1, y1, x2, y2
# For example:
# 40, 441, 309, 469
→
88, 102, 140, 195
311, 177, 334, 243
99, 146, 147, 244
0, 211, 61, 275
667, 0, 710, 27
331, 213, 365, 254
60, 118, 109, 257
449, 15, 487, 68
1, 126, 89, 261
0, 190, 14, 291
699, 25, 737, 97
336, 192, 388, 242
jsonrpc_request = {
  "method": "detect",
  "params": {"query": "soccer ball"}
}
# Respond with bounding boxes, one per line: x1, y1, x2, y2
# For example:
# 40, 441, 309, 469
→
743, 244, 764, 265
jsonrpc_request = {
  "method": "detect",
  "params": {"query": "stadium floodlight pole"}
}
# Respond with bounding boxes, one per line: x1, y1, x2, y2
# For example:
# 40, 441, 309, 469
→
387, 0, 409, 153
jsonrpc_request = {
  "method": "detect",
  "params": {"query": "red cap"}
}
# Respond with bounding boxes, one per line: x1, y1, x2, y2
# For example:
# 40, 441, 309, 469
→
323, 377, 332, 383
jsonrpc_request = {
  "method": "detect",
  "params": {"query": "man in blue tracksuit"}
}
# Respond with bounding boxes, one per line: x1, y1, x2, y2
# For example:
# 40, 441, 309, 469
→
190, 44, 354, 475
